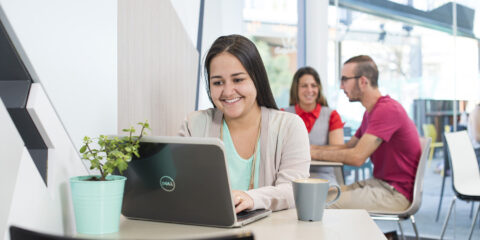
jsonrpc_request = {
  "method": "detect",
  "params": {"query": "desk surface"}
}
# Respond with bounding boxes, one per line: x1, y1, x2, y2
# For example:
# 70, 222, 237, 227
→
97, 209, 385, 240
310, 160, 343, 166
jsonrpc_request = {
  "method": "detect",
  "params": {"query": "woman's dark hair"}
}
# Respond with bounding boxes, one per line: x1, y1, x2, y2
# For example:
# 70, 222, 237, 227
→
289, 66, 328, 106
204, 34, 278, 110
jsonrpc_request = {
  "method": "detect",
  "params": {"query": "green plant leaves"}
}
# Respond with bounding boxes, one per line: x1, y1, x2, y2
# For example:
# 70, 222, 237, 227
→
79, 145, 87, 153
78, 120, 150, 181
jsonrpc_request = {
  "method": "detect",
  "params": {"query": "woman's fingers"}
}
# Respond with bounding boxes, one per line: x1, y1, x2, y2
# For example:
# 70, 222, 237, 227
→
235, 199, 250, 213
232, 190, 254, 213
233, 194, 242, 206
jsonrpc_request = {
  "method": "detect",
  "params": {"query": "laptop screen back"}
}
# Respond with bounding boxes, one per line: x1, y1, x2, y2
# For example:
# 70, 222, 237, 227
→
121, 136, 236, 227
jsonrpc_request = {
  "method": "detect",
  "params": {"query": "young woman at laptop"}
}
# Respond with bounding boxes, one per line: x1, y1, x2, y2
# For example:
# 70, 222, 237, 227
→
179, 35, 310, 213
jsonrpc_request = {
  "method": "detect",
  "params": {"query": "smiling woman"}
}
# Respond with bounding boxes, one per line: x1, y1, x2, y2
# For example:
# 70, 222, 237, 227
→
208, 52, 259, 122
285, 66, 344, 185
179, 34, 310, 213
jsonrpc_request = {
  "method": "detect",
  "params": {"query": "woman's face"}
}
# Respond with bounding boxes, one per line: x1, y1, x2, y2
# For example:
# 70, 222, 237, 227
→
209, 52, 258, 120
297, 74, 319, 106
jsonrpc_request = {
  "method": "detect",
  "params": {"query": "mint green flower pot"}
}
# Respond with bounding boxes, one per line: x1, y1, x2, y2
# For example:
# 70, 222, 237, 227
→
70, 175, 126, 234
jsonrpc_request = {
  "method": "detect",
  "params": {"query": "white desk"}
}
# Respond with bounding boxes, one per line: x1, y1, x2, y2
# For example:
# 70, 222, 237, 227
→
96, 209, 386, 240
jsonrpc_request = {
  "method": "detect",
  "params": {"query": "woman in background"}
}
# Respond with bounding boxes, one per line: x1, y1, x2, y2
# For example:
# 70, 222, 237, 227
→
179, 35, 310, 213
285, 66, 344, 184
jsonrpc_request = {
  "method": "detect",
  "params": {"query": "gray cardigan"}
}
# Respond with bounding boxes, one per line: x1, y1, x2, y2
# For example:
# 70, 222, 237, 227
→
179, 107, 310, 211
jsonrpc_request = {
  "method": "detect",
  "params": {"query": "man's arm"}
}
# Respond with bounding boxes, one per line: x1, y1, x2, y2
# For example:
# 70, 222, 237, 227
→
311, 135, 359, 152
311, 134, 382, 166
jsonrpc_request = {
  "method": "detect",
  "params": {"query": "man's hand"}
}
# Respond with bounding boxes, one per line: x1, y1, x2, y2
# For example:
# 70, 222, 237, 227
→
232, 190, 254, 213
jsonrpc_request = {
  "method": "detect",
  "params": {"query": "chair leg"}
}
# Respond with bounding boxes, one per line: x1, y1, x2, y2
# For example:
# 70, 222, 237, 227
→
440, 197, 456, 239
436, 171, 447, 222
470, 202, 474, 219
427, 148, 434, 168
397, 220, 405, 240
469, 203, 480, 240
339, 166, 345, 185
410, 215, 419, 240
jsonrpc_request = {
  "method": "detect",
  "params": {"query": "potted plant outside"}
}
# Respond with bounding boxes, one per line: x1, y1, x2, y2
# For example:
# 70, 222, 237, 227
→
70, 121, 150, 234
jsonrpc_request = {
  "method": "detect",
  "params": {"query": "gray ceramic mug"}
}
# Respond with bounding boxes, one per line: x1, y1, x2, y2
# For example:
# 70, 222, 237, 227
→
293, 178, 341, 221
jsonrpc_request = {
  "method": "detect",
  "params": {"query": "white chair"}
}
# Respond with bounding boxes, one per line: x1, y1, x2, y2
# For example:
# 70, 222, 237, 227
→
370, 137, 431, 240
440, 131, 480, 240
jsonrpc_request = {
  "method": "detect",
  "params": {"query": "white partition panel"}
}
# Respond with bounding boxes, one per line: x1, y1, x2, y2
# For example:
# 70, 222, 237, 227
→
4, 84, 88, 239
27, 84, 88, 190
118, 0, 198, 136
0, 99, 24, 240
0, 0, 118, 149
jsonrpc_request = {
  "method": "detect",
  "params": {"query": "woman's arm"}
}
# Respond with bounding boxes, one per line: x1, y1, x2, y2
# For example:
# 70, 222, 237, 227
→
246, 115, 310, 211
310, 110, 345, 158
327, 110, 344, 145
328, 128, 344, 145
177, 110, 213, 137
178, 118, 191, 137
474, 107, 480, 142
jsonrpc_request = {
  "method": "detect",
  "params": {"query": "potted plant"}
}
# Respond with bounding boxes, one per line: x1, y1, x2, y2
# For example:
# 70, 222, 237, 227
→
70, 121, 150, 234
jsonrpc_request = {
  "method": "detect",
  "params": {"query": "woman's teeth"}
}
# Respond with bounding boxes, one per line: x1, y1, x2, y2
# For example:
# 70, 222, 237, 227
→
224, 98, 240, 103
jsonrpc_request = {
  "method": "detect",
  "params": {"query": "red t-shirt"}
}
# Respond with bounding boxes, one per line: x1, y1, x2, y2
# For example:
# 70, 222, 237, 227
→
354, 96, 421, 202
294, 104, 344, 133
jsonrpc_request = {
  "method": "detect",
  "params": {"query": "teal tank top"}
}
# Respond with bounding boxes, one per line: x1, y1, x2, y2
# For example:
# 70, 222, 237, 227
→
222, 120, 260, 191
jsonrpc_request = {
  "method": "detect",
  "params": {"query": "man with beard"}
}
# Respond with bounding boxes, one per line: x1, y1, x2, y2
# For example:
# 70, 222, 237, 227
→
311, 55, 421, 212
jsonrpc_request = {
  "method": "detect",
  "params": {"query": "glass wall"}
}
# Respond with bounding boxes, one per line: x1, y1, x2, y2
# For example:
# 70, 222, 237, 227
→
326, 0, 480, 237
242, 0, 298, 108
203, 1, 480, 132
327, 0, 480, 137
239, 0, 480, 135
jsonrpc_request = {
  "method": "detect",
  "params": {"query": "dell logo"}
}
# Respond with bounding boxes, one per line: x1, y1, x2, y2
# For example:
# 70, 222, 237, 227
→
159, 176, 175, 192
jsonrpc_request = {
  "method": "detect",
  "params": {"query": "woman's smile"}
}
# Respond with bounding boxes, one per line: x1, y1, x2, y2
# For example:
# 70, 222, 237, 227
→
222, 97, 242, 104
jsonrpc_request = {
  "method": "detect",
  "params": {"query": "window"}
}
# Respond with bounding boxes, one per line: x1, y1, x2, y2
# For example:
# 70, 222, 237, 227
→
243, 0, 298, 108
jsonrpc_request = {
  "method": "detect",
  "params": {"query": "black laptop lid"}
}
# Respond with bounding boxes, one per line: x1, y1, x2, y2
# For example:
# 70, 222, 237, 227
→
121, 136, 236, 227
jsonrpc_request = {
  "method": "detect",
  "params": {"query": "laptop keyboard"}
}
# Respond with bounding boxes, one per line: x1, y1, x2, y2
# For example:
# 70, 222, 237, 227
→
236, 209, 269, 222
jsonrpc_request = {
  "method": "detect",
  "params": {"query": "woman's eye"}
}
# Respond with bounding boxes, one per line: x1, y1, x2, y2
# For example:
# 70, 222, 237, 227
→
233, 78, 244, 83
212, 81, 223, 86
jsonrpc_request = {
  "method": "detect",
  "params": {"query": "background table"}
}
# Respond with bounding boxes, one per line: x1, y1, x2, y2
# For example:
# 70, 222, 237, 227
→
310, 160, 343, 167
310, 160, 345, 184
94, 209, 386, 240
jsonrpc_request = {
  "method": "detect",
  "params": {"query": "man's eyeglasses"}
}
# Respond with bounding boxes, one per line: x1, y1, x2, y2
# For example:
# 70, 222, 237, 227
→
340, 76, 361, 83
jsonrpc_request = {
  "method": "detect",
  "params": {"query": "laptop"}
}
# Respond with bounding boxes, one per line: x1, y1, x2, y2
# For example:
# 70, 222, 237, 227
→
121, 136, 272, 227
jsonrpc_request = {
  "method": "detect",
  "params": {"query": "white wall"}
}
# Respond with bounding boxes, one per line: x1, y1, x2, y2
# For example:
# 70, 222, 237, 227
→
197, 0, 244, 110
170, 0, 201, 46
0, 0, 117, 150
1, 84, 87, 239
0, 0, 115, 238
0, 99, 23, 240
305, 0, 329, 98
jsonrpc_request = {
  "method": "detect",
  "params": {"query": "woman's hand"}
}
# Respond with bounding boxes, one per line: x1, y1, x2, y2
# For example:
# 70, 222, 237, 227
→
232, 190, 254, 213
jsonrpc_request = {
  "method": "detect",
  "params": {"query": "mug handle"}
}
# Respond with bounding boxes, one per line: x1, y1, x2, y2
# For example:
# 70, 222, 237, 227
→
325, 184, 341, 207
